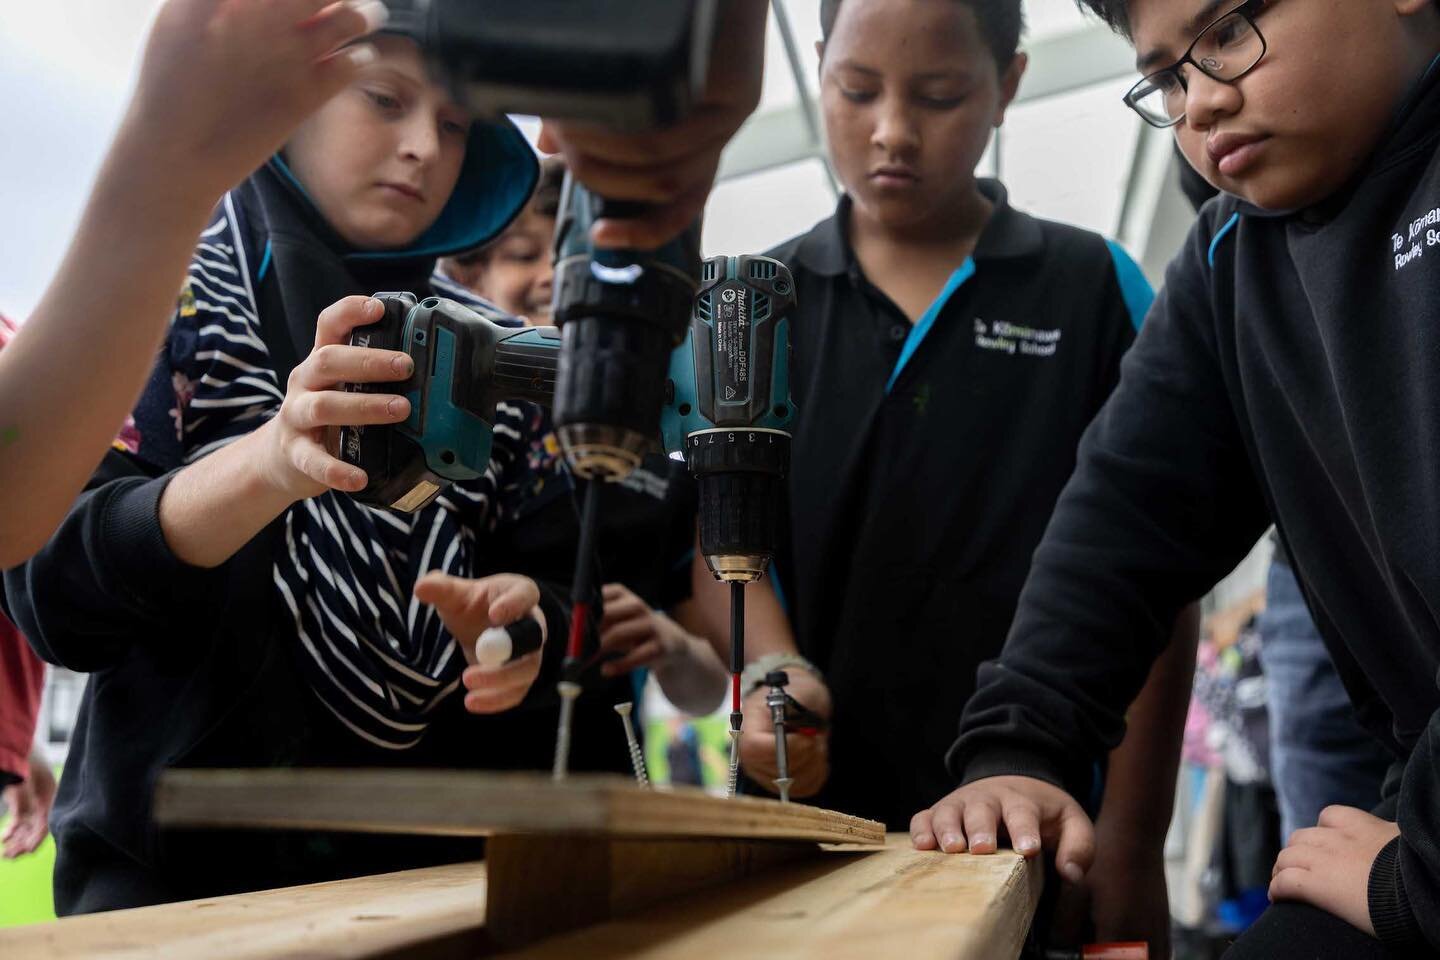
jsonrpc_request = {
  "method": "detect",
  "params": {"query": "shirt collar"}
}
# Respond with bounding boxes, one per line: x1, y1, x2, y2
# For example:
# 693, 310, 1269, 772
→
792, 178, 1045, 278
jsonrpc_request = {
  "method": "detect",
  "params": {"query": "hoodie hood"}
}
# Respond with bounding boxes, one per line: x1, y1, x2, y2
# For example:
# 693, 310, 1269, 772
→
267, 114, 538, 262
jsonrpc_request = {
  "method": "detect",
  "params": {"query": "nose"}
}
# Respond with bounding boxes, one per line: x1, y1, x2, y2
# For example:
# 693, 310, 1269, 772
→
398, 110, 442, 166
870, 93, 919, 159
1182, 65, 1243, 131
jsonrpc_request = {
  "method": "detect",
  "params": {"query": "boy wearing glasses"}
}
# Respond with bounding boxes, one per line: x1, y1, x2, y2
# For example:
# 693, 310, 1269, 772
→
910, 0, 1440, 956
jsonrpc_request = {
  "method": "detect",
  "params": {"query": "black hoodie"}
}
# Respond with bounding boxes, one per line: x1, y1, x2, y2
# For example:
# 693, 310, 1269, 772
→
948, 57, 1440, 950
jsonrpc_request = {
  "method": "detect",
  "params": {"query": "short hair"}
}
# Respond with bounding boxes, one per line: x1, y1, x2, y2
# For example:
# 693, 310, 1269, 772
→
1076, 0, 1440, 39
449, 155, 565, 266
820, 0, 1024, 66
1073, 0, 1130, 36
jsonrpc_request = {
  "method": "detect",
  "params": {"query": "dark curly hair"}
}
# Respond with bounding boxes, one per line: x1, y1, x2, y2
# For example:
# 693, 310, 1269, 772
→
820, 0, 1024, 67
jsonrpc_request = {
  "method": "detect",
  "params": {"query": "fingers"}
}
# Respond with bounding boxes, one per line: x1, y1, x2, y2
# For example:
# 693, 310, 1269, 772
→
963, 798, 1001, 855
599, 584, 647, 629
314, 296, 385, 350
486, 577, 541, 626
287, 433, 366, 492
592, 181, 713, 250
461, 651, 541, 713
292, 344, 413, 392
600, 639, 665, 676
929, 797, 967, 854
301, 0, 385, 60
599, 618, 654, 652
910, 809, 938, 850
1001, 800, 1043, 857
414, 572, 491, 618
287, 387, 410, 432
1051, 802, 1097, 884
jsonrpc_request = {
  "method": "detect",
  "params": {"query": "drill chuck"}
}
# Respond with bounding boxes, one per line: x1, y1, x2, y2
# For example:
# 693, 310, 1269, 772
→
686, 428, 790, 583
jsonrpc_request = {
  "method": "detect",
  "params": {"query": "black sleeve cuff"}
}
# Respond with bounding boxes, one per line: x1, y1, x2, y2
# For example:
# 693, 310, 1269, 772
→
1368, 835, 1426, 949
949, 745, 1071, 794
97, 473, 219, 614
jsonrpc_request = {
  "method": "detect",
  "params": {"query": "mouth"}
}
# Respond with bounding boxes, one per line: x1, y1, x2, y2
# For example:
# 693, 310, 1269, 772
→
1206, 133, 1270, 178
868, 165, 919, 188
378, 182, 425, 203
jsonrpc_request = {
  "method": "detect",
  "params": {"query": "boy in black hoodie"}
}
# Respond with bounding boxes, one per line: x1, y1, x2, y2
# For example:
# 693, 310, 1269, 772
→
908, 1, 1440, 956
4, 24, 660, 915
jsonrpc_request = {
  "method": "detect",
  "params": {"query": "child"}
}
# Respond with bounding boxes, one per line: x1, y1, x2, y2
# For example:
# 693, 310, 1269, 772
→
0, 0, 383, 567
437, 156, 565, 324
5, 24, 623, 915
0, 0, 772, 571
911, 1, 1440, 956
719, 0, 1198, 948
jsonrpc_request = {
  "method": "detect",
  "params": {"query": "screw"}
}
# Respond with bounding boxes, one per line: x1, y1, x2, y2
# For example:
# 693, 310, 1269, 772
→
614, 702, 649, 788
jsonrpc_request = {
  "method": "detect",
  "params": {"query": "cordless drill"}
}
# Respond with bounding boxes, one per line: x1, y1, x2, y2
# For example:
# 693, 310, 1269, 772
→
662, 255, 796, 798
391, 0, 719, 775
339, 293, 559, 513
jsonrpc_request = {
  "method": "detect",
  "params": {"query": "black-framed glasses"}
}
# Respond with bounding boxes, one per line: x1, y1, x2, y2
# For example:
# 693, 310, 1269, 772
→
1123, 0, 1269, 128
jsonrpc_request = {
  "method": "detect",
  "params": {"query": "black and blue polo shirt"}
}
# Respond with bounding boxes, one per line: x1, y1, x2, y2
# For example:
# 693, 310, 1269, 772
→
766, 179, 1151, 828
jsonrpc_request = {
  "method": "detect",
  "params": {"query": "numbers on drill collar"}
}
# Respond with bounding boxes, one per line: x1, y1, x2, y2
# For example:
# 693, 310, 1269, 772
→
687, 427, 788, 447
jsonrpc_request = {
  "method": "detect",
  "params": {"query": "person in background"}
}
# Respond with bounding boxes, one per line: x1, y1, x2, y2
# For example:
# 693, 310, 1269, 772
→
694, 1, 1200, 953
437, 156, 564, 324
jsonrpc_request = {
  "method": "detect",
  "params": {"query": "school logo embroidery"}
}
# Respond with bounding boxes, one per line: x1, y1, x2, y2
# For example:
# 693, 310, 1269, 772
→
1392, 202, 1440, 272
973, 319, 1062, 358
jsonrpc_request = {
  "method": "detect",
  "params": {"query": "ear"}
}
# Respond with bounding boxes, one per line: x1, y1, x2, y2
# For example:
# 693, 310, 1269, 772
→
993, 52, 1029, 128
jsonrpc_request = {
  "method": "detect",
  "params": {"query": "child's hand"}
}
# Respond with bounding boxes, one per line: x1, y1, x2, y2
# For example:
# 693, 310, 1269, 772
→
597, 584, 697, 677
910, 776, 1096, 881
132, 0, 387, 196
738, 668, 831, 799
414, 572, 546, 714
254, 296, 413, 502
1270, 805, 1400, 937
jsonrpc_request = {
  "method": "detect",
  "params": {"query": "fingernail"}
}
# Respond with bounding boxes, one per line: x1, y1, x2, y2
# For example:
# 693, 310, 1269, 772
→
345, 43, 378, 69
971, 833, 992, 849
941, 833, 962, 852
386, 397, 407, 417
1061, 861, 1085, 884
348, 0, 390, 33
1016, 836, 1039, 855
391, 354, 413, 375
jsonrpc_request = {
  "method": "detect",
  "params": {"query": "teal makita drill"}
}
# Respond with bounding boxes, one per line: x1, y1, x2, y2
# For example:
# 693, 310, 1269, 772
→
339, 293, 560, 513
662, 255, 798, 798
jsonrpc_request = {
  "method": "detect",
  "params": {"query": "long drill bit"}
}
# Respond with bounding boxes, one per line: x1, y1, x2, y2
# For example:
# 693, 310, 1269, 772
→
725, 581, 745, 798
554, 480, 602, 781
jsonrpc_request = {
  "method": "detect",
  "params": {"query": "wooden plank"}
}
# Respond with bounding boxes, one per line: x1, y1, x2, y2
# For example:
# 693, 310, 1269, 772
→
154, 770, 885, 846
0, 862, 488, 960
498, 835, 1043, 960
484, 836, 816, 949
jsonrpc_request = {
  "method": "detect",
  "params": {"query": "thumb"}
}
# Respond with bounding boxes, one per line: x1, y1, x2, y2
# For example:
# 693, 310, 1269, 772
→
486, 577, 540, 626
1051, 802, 1097, 884
414, 572, 490, 618
536, 121, 561, 155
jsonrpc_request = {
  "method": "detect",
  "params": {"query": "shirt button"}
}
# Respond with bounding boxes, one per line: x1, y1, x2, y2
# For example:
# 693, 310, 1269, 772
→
889, 324, 908, 342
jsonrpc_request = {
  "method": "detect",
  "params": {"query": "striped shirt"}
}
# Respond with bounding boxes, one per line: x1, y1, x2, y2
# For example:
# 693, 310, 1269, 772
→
128, 200, 548, 749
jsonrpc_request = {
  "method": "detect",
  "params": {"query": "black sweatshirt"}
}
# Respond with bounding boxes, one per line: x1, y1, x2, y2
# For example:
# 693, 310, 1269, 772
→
949, 61, 1440, 949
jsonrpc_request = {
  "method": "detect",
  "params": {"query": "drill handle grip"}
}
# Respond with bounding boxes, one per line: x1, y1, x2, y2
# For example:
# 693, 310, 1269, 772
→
488, 326, 561, 410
